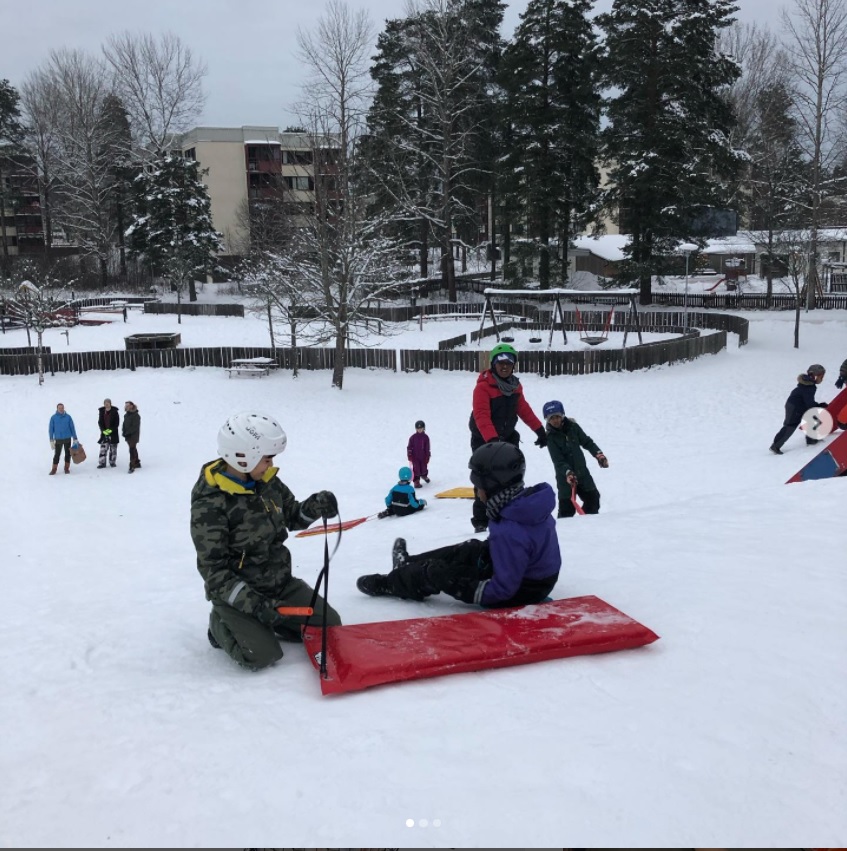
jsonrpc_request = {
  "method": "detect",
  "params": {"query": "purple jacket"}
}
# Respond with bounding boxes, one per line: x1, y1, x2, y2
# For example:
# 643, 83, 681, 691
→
482, 482, 560, 606
407, 431, 430, 465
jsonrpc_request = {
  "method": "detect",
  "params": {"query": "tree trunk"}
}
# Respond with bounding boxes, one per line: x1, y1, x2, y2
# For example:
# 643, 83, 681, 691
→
188, 277, 198, 302
538, 219, 550, 290
332, 328, 346, 388
419, 218, 428, 279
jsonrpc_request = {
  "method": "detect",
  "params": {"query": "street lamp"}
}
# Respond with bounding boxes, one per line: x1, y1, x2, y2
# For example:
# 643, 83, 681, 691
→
679, 242, 698, 330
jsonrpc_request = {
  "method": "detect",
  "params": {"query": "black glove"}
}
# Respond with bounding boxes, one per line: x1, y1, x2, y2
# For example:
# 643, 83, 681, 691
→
818, 401, 829, 408
596, 452, 609, 468
836, 376, 845, 389
534, 427, 548, 448
311, 490, 338, 519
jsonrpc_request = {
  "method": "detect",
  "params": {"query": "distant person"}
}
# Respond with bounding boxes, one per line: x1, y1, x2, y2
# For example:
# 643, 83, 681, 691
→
97, 398, 120, 468
358, 441, 560, 607
407, 420, 431, 488
468, 342, 546, 532
378, 466, 427, 518
190, 411, 341, 671
836, 357, 847, 389
122, 401, 141, 473
770, 364, 829, 454
543, 400, 608, 518
48, 402, 78, 475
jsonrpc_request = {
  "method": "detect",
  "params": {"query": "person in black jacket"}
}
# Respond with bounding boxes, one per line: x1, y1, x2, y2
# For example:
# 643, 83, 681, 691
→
836, 357, 847, 389
770, 365, 829, 454
122, 401, 141, 473
97, 398, 120, 468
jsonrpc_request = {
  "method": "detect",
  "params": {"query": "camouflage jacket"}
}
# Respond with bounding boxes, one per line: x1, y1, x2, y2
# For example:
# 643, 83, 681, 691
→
190, 459, 323, 619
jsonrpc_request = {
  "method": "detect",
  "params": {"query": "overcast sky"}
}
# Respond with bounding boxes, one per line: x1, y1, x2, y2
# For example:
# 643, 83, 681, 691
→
6, 0, 774, 129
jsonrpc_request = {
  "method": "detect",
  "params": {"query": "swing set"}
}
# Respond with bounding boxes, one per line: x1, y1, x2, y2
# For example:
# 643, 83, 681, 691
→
478, 287, 643, 348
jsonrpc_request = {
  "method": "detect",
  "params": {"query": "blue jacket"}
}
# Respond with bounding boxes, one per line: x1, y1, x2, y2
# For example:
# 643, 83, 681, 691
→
785, 375, 823, 422
385, 481, 426, 510
481, 482, 560, 606
49, 412, 77, 441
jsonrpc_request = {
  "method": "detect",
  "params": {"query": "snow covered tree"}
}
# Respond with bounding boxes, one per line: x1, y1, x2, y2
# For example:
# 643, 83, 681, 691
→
363, 0, 501, 301
296, 0, 411, 388
598, 0, 743, 303
0, 79, 27, 275
126, 153, 221, 319
500, 0, 601, 288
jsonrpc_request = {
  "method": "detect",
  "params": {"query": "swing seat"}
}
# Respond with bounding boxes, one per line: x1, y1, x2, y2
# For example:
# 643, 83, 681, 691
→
580, 335, 608, 346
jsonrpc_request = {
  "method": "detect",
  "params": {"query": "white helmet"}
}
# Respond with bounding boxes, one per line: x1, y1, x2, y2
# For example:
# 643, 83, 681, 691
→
217, 412, 287, 471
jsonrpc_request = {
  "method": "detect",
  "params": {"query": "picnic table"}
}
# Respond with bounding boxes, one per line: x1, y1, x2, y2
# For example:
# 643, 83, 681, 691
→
226, 357, 278, 378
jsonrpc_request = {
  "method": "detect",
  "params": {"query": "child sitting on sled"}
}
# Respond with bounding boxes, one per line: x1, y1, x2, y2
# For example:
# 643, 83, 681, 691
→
379, 466, 428, 518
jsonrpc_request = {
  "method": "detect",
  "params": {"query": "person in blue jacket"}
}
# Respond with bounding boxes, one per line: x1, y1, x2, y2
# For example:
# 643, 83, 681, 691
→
358, 442, 560, 607
770, 364, 829, 454
48, 402, 78, 475
378, 466, 427, 518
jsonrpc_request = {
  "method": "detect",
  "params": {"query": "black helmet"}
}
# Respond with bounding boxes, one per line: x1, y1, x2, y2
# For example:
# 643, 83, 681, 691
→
415, 420, 425, 429
468, 441, 525, 495
807, 364, 826, 376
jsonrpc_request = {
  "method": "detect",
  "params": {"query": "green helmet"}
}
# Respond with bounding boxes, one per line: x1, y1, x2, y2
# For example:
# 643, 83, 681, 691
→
490, 342, 518, 366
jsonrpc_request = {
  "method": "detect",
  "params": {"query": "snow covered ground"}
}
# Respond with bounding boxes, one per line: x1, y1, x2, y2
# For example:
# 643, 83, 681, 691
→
1, 301, 845, 847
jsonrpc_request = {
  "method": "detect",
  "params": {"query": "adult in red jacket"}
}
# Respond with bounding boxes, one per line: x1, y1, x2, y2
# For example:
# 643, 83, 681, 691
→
468, 342, 546, 531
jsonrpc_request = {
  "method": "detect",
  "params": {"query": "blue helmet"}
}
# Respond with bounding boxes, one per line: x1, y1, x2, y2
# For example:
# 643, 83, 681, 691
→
399, 466, 413, 481
543, 400, 565, 420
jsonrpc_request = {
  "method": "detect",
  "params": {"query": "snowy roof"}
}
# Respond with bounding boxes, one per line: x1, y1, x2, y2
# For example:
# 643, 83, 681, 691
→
573, 234, 629, 262
243, 139, 281, 145
703, 236, 757, 254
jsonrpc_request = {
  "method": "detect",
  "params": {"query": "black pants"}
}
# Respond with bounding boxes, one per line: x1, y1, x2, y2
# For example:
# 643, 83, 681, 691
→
387, 538, 556, 607
558, 485, 600, 518
772, 405, 819, 450
52, 438, 71, 465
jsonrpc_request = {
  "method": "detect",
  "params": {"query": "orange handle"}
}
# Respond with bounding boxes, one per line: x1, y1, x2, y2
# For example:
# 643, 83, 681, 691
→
275, 606, 314, 616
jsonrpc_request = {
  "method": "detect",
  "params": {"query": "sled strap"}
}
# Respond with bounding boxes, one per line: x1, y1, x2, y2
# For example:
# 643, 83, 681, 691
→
571, 483, 586, 516
304, 514, 335, 678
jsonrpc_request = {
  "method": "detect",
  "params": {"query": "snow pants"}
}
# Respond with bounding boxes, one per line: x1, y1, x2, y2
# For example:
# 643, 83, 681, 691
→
772, 403, 820, 451
557, 484, 600, 518
385, 539, 556, 607
208, 577, 341, 671
98, 442, 118, 467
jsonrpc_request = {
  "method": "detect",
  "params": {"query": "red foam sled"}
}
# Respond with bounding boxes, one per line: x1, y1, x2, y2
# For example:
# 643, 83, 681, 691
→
302, 595, 659, 695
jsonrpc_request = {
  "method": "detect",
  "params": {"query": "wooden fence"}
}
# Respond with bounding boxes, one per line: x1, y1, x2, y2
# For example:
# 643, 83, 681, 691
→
0, 310, 747, 377
143, 302, 244, 317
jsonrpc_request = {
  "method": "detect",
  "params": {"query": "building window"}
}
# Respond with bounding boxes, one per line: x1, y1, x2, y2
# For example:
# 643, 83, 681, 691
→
184, 147, 196, 161
284, 175, 314, 191
282, 150, 313, 165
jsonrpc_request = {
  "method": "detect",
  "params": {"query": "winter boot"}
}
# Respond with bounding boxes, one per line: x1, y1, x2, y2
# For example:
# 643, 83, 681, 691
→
207, 628, 221, 649
377, 509, 391, 519
423, 476, 430, 483
356, 573, 392, 597
64, 462, 70, 474
392, 537, 408, 571
413, 479, 421, 488
49, 464, 58, 475
769, 445, 783, 455
128, 463, 134, 473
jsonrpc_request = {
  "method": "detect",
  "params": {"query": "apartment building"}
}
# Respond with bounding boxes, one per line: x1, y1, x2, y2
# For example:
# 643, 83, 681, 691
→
179, 125, 329, 257
0, 150, 45, 258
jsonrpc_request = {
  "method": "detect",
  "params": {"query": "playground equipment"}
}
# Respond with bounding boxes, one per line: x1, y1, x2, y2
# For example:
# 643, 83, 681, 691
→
705, 257, 748, 292
479, 288, 643, 348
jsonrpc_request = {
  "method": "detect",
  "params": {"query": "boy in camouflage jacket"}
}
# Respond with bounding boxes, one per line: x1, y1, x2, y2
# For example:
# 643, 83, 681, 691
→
190, 412, 340, 671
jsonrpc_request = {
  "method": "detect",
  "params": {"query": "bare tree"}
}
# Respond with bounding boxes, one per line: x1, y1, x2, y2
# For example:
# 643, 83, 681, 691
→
20, 69, 64, 254
102, 32, 206, 155
45, 49, 122, 287
781, 0, 847, 308
295, 0, 410, 388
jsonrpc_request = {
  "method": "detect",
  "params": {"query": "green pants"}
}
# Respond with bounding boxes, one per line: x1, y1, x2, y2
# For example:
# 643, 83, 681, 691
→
209, 577, 341, 671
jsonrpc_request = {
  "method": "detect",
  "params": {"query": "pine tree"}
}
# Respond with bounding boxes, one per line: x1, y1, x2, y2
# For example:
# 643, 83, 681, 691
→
126, 154, 221, 317
598, 0, 742, 303
501, 0, 601, 288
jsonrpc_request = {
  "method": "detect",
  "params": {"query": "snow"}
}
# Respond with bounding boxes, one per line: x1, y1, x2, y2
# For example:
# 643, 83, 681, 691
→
1, 298, 846, 847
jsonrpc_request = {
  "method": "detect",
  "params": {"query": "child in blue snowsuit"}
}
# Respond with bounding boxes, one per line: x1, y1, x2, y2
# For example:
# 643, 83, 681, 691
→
379, 466, 427, 518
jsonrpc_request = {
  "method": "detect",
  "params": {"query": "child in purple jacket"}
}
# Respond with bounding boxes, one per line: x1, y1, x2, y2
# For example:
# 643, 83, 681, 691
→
407, 419, 431, 488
